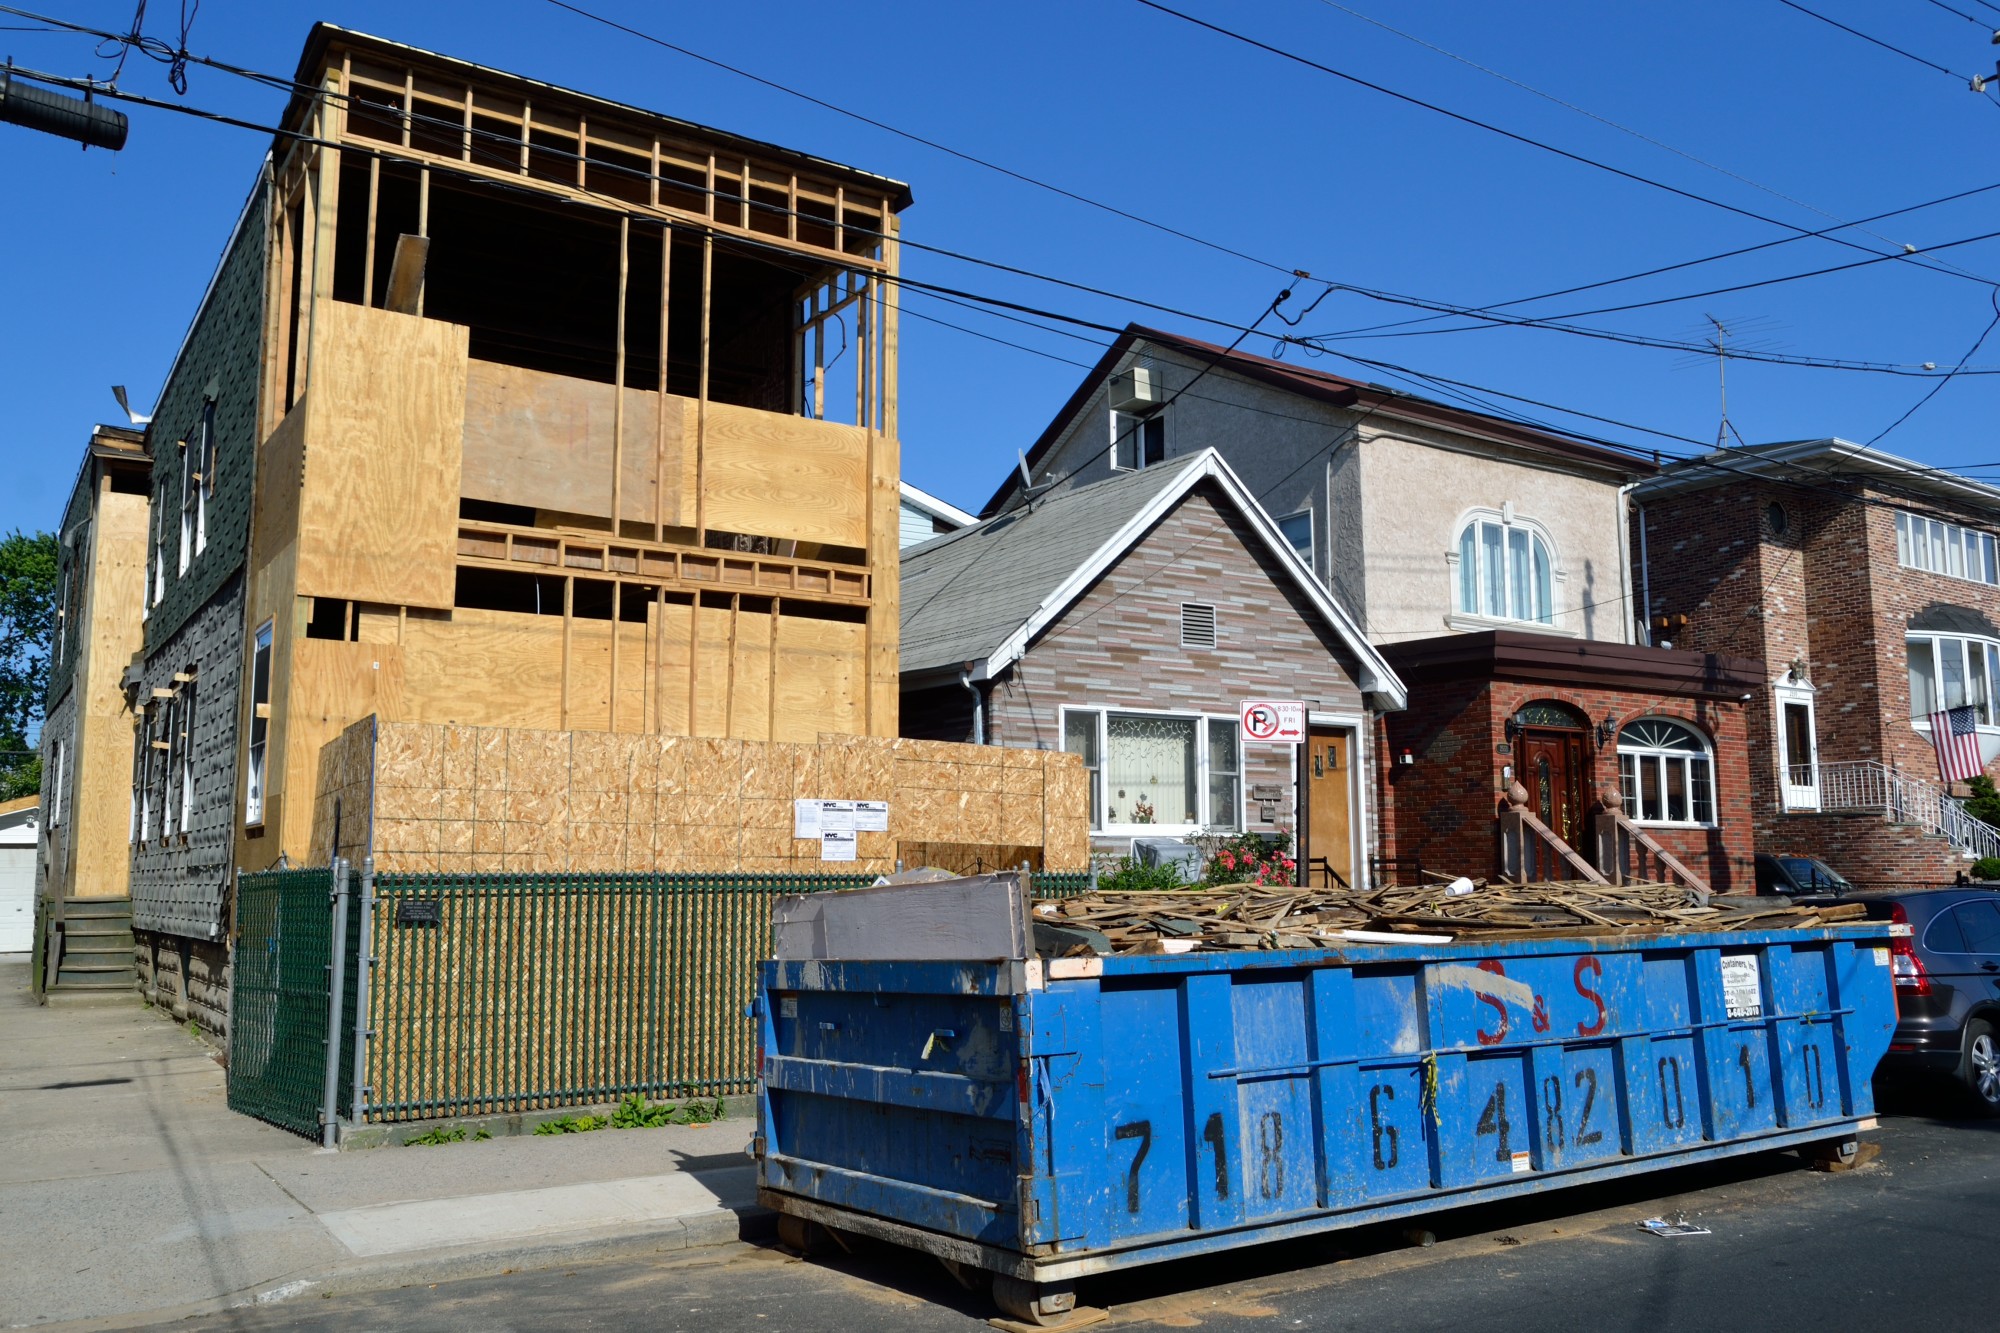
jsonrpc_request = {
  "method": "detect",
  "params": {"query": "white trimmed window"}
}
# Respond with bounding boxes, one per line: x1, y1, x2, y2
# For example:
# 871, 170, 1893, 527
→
246, 621, 273, 827
1617, 718, 1717, 827
1454, 511, 1554, 625
177, 672, 196, 833
195, 399, 216, 555
1109, 409, 1165, 471
136, 710, 153, 842
47, 737, 65, 830
1896, 511, 1997, 586
178, 432, 194, 575
1278, 509, 1313, 568
1909, 633, 2000, 728
1061, 707, 1243, 833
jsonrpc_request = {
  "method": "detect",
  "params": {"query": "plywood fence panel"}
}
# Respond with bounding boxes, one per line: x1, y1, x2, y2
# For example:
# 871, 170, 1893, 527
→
700, 402, 868, 548
321, 719, 1092, 878
298, 301, 467, 609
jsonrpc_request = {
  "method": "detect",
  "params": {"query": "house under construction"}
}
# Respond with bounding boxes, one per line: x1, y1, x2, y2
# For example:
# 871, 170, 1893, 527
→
63, 25, 965, 1026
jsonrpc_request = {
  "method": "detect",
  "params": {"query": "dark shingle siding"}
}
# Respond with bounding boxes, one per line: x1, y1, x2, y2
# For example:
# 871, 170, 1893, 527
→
145, 182, 269, 654
43, 469, 95, 710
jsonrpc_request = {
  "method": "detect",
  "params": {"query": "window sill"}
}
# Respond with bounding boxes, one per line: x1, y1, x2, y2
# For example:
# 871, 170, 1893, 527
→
1445, 612, 1577, 638
1625, 819, 1718, 831
1898, 562, 1999, 590
1097, 823, 1236, 838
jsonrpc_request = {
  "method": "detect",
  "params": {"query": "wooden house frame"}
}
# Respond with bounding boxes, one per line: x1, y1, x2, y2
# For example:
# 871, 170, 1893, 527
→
237, 25, 912, 870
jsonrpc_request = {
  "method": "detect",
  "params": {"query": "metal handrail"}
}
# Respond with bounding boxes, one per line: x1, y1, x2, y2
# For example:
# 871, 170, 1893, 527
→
1813, 760, 2000, 862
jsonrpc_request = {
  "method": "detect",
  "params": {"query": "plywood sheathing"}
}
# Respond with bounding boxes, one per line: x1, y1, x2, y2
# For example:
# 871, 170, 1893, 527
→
325, 719, 1088, 875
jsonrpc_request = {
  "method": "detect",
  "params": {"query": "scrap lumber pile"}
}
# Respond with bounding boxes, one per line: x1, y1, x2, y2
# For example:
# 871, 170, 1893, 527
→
1030, 877, 1867, 955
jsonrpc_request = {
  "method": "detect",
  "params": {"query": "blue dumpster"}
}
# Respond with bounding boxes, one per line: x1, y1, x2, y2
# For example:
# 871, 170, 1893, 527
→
756, 883, 1897, 1322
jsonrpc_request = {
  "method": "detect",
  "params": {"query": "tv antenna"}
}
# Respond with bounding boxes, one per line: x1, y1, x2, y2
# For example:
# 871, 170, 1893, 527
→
1704, 314, 1749, 449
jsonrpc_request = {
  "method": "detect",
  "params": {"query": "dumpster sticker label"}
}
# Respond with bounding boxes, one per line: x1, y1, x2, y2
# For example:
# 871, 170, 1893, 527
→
1510, 1150, 1532, 1173
1867, 947, 1889, 967
779, 996, 798, 1018
1721, 955, 1763, 1020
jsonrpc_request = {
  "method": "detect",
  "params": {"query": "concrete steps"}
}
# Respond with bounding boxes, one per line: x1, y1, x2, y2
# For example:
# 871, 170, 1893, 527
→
54, 898, 135, 991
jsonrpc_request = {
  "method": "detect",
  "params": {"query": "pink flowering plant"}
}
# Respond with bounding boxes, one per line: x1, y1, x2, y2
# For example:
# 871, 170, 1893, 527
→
1202, 832, 1296, 887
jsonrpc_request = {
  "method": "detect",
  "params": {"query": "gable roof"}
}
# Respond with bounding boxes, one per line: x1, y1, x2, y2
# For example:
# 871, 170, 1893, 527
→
1633, 437, 2000, 511
902, 449, 1405, 708
980, 325, 1654, 516
898, 481, 975, 529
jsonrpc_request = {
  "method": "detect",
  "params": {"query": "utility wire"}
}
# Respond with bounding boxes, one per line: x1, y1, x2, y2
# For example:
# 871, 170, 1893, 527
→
22, 2, 2000, 383
1133, 0, 2000, 287
1773, 0, 1974, 81
1866, 291, 2000, 444
1313, 0, 2000, 292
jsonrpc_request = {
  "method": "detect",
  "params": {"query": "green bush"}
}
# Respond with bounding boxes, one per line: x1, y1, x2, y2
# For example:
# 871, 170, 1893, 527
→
1972, 856, 2000, 883
1096, 856, 1185, 893
1965, 776, 2000, 829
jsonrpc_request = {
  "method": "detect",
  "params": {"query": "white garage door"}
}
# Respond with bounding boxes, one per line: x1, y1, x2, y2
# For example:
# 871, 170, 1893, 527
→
0, 849, 34, 953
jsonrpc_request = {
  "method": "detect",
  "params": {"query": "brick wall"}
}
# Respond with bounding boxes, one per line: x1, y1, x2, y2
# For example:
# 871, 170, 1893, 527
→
1377, 678, 1755, 893
1639, 475, 2000, 881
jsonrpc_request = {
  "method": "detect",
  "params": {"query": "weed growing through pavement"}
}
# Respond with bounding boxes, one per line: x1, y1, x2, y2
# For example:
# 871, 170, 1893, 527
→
534, 1096, 726, 1135
402, 1125, 493, 1146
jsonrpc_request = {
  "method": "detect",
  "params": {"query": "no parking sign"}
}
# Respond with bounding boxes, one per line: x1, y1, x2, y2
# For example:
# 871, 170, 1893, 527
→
1238, 699, 1306, 745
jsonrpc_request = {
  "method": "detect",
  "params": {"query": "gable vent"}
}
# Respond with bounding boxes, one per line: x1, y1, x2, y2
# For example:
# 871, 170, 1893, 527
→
1180, 602, 1217, 649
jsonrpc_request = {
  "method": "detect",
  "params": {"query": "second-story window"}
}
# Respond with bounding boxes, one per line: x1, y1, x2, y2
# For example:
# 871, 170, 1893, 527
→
1895, 510, 1997, 586
178, 430, 195, 576
1110, 409, 1165, 471
195, 399, 216, 556
1455, 512, 1553, 625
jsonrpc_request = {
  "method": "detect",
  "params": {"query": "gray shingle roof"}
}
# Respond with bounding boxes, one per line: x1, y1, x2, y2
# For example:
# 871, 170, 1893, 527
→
899, 455, 1202, 676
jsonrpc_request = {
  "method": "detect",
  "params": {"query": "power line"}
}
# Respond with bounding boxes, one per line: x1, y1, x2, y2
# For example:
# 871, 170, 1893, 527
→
1132, 0, 2000, 287
1312, 0, 2000, 292
1866, 291, 2000, 444
1773, 0, 1976, 81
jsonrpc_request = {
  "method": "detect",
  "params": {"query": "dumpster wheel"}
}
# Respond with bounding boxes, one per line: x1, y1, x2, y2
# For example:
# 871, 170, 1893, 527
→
992, 1274, 1077, 1326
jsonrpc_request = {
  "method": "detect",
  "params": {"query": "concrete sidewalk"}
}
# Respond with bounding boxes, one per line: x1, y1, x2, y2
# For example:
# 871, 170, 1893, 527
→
0, 957, 768, 1329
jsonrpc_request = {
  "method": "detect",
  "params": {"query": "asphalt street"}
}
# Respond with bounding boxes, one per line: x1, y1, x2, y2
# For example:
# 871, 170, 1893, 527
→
142, 1082, 1997, 1333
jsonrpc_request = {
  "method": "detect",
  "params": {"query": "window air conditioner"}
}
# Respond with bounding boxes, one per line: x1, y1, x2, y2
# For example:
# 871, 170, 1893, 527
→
1107, 364, 1162, 414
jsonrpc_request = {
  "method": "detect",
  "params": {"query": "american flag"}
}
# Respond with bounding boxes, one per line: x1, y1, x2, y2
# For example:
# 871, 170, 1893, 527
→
1928, 705, 1985, 783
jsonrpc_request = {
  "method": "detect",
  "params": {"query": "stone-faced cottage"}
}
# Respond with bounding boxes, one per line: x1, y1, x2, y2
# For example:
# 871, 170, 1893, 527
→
901, 449, 1403, 888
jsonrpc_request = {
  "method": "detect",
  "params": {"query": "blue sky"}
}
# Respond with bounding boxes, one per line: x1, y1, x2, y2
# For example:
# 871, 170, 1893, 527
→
5, 0, 2000, 536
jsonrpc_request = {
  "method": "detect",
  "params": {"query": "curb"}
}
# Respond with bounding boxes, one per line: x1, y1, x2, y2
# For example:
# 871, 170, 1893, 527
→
29, 1205, 775, 1331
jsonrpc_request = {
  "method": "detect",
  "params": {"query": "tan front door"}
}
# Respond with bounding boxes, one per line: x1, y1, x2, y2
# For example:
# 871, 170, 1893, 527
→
1305, 728, 1354, 889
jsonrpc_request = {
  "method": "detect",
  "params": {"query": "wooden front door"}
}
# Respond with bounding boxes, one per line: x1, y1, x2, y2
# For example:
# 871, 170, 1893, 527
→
1518, 728, 1588, 850
1305, 728, 1354, 889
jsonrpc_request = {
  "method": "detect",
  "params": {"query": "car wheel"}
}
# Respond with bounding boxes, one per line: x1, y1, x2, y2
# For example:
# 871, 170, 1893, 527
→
1957, 1019, 2000, 1118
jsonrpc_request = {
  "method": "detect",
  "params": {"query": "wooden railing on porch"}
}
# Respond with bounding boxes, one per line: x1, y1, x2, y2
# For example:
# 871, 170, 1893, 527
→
1497, 782, 1609, 885
1589, 786, 1712, 900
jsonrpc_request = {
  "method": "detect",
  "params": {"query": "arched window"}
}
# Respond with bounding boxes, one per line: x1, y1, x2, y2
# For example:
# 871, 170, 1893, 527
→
1617, 718, 1715, 826
1455, 513, 1553, 624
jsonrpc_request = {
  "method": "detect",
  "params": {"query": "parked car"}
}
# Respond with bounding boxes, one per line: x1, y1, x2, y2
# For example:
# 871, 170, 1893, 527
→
1755, 852, 1855, 898
1836, 887, 2000, 1116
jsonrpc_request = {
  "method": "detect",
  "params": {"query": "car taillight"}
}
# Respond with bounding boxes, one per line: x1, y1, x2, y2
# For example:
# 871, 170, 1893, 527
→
1888, 905, 1931, 997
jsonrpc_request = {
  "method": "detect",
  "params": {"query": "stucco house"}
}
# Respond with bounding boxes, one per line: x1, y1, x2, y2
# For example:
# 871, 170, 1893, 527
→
980, 326, 1763, 892
901, 449, 1403, 886
1634, 439, 2000, 884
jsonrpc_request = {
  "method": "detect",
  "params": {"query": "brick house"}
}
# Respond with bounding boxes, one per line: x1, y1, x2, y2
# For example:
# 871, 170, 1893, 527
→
979, 326, 1765, 891
1634, 439, 2000, 884
901, 449, 1404, 885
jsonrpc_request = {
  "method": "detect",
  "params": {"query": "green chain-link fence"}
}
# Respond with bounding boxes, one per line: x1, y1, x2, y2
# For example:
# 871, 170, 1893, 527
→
229, 865, 362, 1136
231, 867, 1089, 1134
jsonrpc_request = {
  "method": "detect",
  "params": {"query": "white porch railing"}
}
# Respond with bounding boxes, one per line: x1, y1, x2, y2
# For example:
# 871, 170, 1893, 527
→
1814, 760, 2000, 863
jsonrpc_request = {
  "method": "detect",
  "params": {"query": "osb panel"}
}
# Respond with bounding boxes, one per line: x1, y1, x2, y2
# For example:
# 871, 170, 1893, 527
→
297, 301, 467, 610
317, 719, 1091, 874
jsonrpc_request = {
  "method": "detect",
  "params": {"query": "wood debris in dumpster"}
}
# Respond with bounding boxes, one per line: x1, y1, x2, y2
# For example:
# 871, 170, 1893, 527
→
1028, 877, 1867, 955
